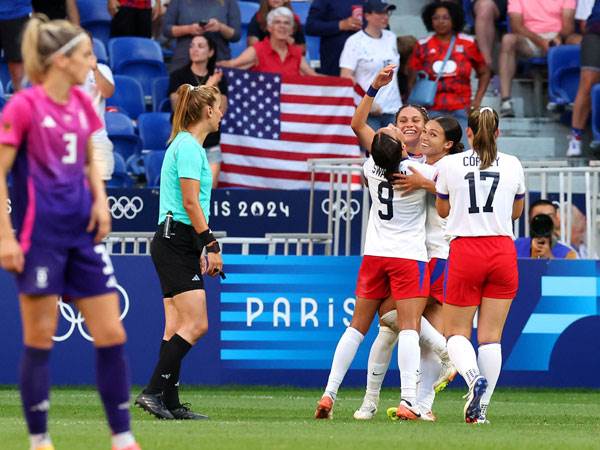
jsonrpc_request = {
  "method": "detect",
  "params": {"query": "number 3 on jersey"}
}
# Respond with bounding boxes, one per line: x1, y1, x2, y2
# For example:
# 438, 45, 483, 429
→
62, 133, 77, 164
465, 171, 500, 214
378, 181, 393, 220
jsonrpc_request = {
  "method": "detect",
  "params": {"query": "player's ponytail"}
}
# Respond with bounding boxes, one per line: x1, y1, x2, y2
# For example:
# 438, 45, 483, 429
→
21, 14, 86, 85
432, 116, 464, 154
468, 107, 499, 170
170, 84, 221, 143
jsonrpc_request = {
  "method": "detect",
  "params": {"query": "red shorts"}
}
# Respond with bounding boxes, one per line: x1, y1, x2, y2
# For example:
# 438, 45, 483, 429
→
444, 236, 518, 307
355, 255, 430, 300
428, 258, 447, 303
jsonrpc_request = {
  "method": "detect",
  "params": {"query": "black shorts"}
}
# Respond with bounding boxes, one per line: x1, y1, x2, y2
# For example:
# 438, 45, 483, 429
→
151, 221, 204, 298
0, 15, 29, 62
581, 32, 600, 71
110, 7, 152, 38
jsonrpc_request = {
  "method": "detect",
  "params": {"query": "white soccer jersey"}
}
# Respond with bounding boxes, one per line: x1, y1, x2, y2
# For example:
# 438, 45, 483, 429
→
435, 150, 526, 238
426, 158, 448, 259
363, 157, 438, 260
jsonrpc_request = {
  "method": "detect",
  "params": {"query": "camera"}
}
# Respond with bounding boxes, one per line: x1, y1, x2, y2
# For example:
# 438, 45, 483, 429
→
530, 213, 554, 239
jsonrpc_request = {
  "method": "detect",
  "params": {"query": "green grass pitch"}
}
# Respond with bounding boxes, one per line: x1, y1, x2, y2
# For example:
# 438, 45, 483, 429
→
1, 386, 599, 450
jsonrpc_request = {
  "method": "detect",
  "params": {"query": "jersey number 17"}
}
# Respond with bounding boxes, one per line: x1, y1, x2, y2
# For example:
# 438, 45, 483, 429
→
465, 171, 499, 214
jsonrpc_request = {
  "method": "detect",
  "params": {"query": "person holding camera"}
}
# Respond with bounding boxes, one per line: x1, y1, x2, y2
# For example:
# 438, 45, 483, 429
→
135, 83, 224, 420
514, 210, 577, 259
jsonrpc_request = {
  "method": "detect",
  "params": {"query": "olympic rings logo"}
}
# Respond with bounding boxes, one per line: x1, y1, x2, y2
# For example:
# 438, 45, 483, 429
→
52, 284, 130, 342
107, 196, 144, 220
321, 198, 361, 222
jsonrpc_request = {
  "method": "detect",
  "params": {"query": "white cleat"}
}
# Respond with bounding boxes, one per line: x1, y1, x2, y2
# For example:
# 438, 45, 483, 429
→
419, 410, 437, 422
353, 397, 378, 420
433, 360, 458, 393
463, 376, 488, 423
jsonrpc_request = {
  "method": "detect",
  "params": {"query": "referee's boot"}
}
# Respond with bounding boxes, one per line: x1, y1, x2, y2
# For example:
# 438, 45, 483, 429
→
169, 403, 209, 420
135, 392, 175, 420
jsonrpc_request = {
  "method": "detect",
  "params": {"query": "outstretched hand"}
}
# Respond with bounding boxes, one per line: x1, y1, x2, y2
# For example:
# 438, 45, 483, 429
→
372, 64, 397, 90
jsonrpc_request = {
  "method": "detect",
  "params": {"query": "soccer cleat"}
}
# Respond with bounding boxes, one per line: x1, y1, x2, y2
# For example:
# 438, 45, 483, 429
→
353, 397, 378, 420
566, 137, 582, 157
419, 410, 437, 422
170, 403, 209, 420
314, 394, 334, 419
433, 361, 458, 393
463, 376, 488, 423
387, 400, 421, 421
112, 444, 142, 450
135, 392, 175, 420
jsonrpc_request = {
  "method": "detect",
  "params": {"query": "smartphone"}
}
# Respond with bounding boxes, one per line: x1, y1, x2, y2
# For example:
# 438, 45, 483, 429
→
198, 20, 207, 27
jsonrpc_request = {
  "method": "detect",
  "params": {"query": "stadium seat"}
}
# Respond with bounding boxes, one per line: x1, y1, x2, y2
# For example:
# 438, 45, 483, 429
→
547, 45, 580, 107
93, 38, 109, 66
291, 1, 310, 24
77, 0, 112, 46
106, 152, 133, 188
144, 150, 166, 188
108, 37, 168, 96
0, 95, 6, 112
231, 27, 249, 59
521, 57, 547, 117
138, 112, 171, 151
0, 60, 10, 92
106, 75, 145, 119
462, 0, 474, 30
152, 76, 171, 112
592, 84, 600, 146
105, 111, 140, 161
238, 1, 259, 25
305, 35, 320, 67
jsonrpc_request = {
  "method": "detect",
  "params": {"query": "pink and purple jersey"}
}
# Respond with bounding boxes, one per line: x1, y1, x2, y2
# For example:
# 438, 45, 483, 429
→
0, 86, 102, 252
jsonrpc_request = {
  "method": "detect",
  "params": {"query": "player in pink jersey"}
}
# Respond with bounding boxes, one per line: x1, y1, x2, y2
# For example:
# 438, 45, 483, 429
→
0, 16, 139, 450
435, 107, 525, 424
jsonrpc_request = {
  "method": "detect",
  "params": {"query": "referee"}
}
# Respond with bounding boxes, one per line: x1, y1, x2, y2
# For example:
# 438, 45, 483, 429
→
135, 84, 224, 420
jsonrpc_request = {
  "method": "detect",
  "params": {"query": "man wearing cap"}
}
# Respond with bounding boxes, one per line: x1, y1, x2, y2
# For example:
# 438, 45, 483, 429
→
339, 0, 401, 134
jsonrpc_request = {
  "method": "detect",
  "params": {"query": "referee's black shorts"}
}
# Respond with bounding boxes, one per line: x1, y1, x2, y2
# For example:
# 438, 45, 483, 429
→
151, 221, 204, 298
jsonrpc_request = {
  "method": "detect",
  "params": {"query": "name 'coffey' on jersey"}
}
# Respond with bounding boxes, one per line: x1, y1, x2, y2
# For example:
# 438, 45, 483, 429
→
363, 157, 437, 261
435, 150, 526, 238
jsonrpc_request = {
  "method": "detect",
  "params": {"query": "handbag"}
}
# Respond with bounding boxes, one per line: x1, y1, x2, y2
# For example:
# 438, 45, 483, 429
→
408, 36, 456, 107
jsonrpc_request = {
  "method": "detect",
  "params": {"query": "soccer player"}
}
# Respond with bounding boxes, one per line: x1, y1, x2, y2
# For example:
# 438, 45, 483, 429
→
0, 15, 139, 450
315, 66, 437, 420
435, 107, 525, 424
135, 84, 224, 420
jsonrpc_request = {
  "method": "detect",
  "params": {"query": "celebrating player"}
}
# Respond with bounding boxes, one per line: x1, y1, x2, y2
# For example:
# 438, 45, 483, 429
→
0, 16, 139, 450
435, 107, 525, 424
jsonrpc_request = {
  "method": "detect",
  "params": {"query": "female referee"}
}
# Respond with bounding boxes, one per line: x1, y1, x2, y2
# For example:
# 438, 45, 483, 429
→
135, 84, 224, 420
435, 107, 525, 424
0, 16, 139, 450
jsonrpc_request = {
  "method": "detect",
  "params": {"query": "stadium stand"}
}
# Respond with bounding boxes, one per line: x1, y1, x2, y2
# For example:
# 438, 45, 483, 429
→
143, 150, 166, 188
138, 112, 171, 151
106, 75, 146, 119
152, 76, 170, 112
105, 111, 140, 162
592, 84, 600, 146
547, 45, 581, 107
291, 1, 310, 24
77, 0, 112, 47
106, 152, 133, 188
93, 37, 109, 66
0, 59, 9, 92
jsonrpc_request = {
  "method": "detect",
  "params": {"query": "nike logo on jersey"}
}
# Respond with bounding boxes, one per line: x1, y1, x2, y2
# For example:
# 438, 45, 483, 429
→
41, 116, 57, 128
372, 372, 384, 376
192, 274, 201, 281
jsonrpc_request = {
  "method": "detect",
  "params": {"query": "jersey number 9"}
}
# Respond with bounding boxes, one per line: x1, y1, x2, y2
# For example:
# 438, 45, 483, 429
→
377, 181, 393, 220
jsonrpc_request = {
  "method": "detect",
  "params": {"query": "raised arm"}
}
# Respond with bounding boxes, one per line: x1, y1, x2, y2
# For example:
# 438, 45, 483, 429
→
216, 47, 257, 70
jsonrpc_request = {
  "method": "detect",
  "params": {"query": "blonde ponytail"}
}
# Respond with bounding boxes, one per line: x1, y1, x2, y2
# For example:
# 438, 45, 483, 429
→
169, 84, 221, 143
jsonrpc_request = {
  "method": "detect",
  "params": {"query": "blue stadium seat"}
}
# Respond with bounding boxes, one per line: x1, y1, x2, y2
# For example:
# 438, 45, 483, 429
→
138, 112, 171, 151
106, 75, 145, 119
93, 38, 109, 66
463, 0, 474, 29
152, 76, 171, 112
0, 95, 6, 112
239, 1, 259, 25
106, 152, 133, 188
547, 45, 580, 106
0, 60, 10, 92
77, 0, 112, 46
306, 35, 320, 65
592, 84, 600, 146
144, 150, 166, 188
291, 1, 310, 24
108, 37, 167, 96
105, 111, 140, 161
231, 27, 249, 58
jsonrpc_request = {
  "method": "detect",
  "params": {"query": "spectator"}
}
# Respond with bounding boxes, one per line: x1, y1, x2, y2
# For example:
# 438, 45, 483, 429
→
472, 0, 507, 67
305, 0, 362, 76
408, 1, 490, 142
0, 0, 31, 92
514, 200, 578, 258
108, 0, 162, 38
247, 0, 305, 52
169, 35, 228, 188
217, 7, 317, 76
397, 35, 417, 102
163, 0, 241, 71
566, 0, 600, 157
498, 0, 576, 117
32, 0, 79, 24
570, 203, 597, 258
81, 52, 116, 183
339, 0, 400, 133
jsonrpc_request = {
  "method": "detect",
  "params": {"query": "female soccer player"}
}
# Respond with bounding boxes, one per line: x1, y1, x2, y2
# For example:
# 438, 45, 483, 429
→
0, 16, 139, 450
435, 107, 525, 424
315, 66, 437, 420
135, 84, 224, 420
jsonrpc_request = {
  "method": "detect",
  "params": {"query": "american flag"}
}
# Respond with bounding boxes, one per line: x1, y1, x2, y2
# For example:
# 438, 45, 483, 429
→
219, 69, 362, 189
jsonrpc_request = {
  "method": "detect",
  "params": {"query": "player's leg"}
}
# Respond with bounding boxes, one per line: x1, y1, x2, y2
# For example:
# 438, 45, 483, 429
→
19, 294, 59, 450
75, 293, 139, 450
160, 298, 183, 411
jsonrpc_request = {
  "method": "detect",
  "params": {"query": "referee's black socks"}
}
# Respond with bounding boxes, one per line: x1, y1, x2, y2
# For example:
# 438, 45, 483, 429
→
144, 334, 192, 402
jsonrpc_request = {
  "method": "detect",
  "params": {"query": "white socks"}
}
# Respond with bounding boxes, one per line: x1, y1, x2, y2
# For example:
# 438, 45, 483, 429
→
30, 433, 52, 450
420, 317, 449, 362
416, 348, 441, 413
324, 327, 364, 400
478, 343, 502, 415
447, 335, 480, 388
112, 432, 136, 450
397, 329, 420, 405
365, 326, 397, 399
